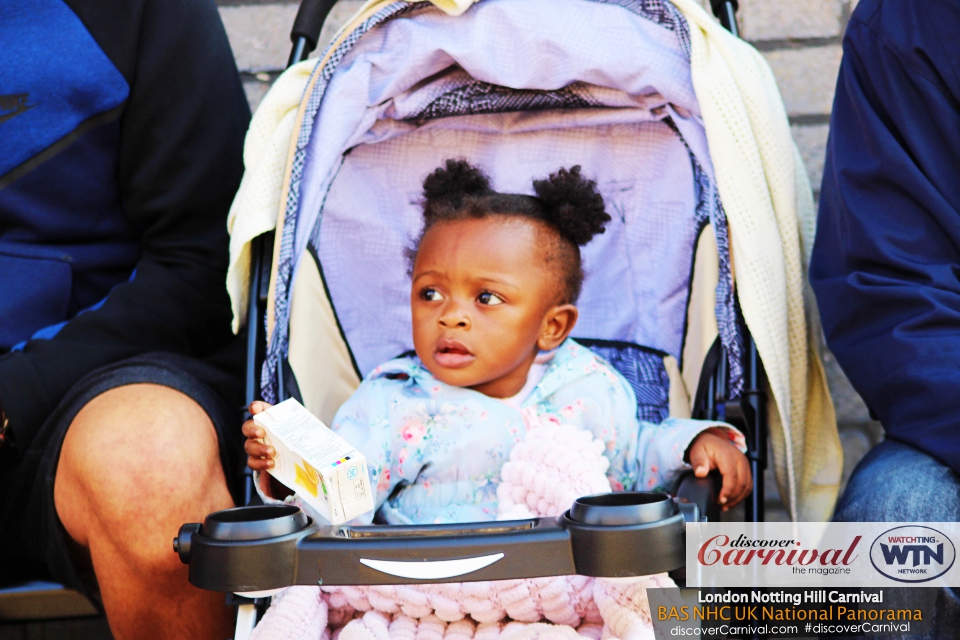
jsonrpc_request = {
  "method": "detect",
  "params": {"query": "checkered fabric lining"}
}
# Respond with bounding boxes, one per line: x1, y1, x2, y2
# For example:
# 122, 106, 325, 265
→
263, 0, 716, 403
576, 341, 671, 423
664, 116, 743, 399
409, 83, 601, 121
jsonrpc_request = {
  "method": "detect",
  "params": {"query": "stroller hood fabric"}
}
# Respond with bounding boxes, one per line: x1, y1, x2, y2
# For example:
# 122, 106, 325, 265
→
225, 0, 840, 521
292, 0, 733, 380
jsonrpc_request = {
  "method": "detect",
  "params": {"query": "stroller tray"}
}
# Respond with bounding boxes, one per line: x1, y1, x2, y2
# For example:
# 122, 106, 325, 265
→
175, 492, 692, 592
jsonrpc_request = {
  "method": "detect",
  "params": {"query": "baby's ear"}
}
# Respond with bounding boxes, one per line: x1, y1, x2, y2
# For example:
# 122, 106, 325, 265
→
538, 304, 578, 351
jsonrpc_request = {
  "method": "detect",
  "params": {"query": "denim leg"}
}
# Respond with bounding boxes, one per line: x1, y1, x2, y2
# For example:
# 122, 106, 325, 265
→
834, 439, 960, 639
835, 439, 960, 523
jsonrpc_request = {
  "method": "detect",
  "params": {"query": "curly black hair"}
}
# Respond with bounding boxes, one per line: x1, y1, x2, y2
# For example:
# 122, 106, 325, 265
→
408, 159, 611, 303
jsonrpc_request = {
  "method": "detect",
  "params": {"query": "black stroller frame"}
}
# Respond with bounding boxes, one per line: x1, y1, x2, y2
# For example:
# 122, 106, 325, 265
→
182, 0, 769, 632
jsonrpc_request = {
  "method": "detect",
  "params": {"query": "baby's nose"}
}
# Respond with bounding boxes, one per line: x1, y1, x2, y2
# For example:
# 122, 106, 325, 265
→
438, 306, 470, 328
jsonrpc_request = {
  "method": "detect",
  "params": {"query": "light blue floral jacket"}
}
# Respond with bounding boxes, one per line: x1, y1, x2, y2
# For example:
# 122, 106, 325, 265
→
329, 339, 743, 525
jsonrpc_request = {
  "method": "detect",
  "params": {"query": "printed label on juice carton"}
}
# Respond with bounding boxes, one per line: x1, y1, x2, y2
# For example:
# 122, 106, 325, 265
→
253, 399, 374, 525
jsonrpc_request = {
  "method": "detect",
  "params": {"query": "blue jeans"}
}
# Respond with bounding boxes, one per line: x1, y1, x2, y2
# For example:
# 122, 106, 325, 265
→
834, 439, 960, 639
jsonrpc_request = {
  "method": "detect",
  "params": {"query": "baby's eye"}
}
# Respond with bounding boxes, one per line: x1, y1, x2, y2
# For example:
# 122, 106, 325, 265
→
477, 291, 504, 306
420, 287, 444, 302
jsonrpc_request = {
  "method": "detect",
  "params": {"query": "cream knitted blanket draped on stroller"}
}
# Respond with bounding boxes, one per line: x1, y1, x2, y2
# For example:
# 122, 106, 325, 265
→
225, 0, 840, 523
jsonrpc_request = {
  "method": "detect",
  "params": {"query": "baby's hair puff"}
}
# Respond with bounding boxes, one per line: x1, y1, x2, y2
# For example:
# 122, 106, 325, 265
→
410, 159, 611, 303
421, 159, 495, 220
533, 166, 609, 247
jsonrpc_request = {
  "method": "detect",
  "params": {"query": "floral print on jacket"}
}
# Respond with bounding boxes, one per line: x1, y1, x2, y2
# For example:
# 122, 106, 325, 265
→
328, 339, 745, 525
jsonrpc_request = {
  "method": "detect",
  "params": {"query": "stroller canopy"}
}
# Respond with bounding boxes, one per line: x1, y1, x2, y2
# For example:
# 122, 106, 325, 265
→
274, 0, 739, 385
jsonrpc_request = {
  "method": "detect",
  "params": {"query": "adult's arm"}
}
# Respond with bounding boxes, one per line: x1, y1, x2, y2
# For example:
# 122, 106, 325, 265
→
810, 0, 960, 471
0, 0, 250, 450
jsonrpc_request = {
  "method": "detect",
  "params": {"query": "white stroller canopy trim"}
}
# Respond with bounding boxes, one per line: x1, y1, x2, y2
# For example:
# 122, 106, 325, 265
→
359, 553, 505, 579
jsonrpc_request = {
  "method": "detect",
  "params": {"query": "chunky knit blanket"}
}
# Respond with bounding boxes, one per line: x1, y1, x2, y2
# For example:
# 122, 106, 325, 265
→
249, 415, 675, 640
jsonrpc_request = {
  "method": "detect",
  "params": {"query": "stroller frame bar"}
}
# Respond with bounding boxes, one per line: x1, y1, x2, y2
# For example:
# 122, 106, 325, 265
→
178, 494, 694, 592
288, 0, 340, 66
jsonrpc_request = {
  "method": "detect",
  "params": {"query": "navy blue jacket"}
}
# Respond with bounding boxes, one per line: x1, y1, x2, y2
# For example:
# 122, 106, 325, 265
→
810, 0, 960, 472
0, 0, 249, 450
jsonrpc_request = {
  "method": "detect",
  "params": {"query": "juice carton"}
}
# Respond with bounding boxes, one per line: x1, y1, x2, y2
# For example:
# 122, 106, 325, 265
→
253, 398, 374, 524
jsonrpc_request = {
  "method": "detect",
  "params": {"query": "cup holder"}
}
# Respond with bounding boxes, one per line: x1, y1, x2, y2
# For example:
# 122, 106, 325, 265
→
203, 505, 309, 541
569, 491, 678, 526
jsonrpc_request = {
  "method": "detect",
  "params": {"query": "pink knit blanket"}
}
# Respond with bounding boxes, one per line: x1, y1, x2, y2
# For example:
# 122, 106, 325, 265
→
250, 412, 676, 640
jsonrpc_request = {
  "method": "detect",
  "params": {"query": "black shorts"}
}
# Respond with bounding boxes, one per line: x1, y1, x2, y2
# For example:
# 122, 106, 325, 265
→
0, 350, 246, 602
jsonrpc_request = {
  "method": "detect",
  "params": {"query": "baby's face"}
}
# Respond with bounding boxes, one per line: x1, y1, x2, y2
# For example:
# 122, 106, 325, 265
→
411, 217, 574, 398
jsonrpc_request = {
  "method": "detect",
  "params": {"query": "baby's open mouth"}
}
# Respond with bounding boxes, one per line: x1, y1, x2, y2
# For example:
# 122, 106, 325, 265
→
434, 339, 475, 368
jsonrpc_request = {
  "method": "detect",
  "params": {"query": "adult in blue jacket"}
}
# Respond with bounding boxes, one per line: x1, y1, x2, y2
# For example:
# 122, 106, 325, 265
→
0, 0, 248, 638
811, 0, 960, 541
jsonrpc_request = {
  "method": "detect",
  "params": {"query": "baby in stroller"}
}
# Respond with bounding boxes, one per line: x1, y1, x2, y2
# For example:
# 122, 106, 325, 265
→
243, 158, 751, 522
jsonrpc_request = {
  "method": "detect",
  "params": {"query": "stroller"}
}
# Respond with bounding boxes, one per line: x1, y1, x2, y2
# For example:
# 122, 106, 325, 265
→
179, 0, 841, 637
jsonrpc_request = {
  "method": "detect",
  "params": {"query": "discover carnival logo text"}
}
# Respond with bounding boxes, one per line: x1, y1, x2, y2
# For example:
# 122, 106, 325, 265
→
697, 533, 861, 574
687, 523, 960, 586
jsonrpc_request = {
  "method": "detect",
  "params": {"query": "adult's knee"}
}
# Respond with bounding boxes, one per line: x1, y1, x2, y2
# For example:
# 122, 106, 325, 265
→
55, 384, 229, 546
834, 439, 960, 523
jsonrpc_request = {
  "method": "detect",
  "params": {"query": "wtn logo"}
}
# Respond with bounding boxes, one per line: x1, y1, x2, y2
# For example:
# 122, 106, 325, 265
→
870, 526, 956, 583
879, 541, 943, 566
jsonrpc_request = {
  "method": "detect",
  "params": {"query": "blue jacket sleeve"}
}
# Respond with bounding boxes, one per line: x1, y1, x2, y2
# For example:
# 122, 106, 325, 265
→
0, 0, 249, 451
810, 0, 960, 472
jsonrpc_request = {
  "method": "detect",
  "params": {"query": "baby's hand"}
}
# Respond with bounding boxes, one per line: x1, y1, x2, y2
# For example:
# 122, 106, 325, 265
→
243, 401, 275, 472
687, 428, 752, 511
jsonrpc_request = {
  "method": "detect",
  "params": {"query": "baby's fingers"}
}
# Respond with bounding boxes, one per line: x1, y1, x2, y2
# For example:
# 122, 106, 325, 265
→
245, 438, 275, 459
242, 419, 264, 439
247, 456, 275, 472
249, 401, 272, 416
243, 411, 275, 472
714, 451, 743, 509
719, 452, 753, 510
688, 442, 713, 478
246, 440, 276, 472
729, 454, 754, 507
